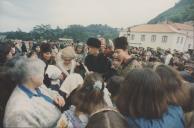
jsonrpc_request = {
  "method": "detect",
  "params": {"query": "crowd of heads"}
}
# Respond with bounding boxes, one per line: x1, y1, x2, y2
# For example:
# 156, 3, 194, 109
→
1, 36, 194, 128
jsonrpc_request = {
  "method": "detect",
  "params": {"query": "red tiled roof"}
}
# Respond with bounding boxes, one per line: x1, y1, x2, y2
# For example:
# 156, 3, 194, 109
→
130, 23, 193, 33
170, 23, 193, 31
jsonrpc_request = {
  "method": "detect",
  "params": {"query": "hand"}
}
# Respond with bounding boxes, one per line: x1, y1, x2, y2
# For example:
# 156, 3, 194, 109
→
85, 71, 93, 76
76, 62, 80, 66
59, 74, 64, 80
54, 96, 65, 107
57, 117, 68, 128
59, 119, 68, 128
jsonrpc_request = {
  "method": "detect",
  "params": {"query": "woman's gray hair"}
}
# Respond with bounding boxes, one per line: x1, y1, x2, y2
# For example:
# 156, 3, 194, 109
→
6, 56, 46, 84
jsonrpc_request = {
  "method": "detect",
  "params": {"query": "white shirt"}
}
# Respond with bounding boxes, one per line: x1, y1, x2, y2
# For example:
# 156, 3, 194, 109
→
4, 86, 61, 127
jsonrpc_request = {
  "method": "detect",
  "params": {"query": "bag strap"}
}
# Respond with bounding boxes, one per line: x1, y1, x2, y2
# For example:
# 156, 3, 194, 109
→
90, 107, 118, 117
44, 63, 49, 75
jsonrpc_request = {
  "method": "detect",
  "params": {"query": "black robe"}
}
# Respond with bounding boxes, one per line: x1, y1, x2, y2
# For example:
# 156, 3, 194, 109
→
84, 53, 112, 79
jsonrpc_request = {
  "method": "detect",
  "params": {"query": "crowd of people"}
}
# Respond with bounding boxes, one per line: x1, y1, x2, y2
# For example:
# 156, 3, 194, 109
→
0, 36, 194, 128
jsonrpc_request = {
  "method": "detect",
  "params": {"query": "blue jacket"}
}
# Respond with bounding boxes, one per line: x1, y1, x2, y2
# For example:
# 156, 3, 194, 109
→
127, 105, 185, 128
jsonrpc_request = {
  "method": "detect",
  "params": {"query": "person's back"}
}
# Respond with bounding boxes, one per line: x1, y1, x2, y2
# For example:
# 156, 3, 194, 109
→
86, 109, 137, 128
127, 105, 184, 128
116, 68, 185, 128
106, 76, 124, 105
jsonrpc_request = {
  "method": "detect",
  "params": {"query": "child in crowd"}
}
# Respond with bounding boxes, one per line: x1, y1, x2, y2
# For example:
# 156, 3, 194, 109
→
57, 73, 113, 128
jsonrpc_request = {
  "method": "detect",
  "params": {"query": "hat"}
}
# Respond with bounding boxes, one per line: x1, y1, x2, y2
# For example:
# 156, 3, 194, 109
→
61, 46, 76, 59
113, 36, 128, 50
40, 43, 52, 53
87, 38, 101, 48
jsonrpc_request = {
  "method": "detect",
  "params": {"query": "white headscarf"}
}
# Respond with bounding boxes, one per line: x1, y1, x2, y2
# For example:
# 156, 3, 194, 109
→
60, 73, 83, 97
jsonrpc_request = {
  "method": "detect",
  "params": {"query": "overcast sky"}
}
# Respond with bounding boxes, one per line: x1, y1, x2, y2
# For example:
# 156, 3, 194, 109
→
0, 0, 179, 32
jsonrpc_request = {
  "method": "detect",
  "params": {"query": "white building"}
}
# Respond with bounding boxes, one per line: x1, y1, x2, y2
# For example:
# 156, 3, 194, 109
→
120, 23, 194, 52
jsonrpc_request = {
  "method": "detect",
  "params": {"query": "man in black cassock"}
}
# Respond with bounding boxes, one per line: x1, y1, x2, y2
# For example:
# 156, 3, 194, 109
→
84, 37, 111, 78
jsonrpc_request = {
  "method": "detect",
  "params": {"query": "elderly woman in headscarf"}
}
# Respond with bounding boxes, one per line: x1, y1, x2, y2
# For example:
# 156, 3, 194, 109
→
3, 57, 65, 127
56, 46, 79, 76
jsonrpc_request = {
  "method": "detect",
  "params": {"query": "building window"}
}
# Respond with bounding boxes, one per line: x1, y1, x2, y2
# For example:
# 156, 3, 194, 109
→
141, 35, 145, 42
177, 37, 180, 44
151, 35, 156, 42
162, 36, 168, 43
188, 44, 191, 49
180, 37, 184, 44
131, 34, 135, 40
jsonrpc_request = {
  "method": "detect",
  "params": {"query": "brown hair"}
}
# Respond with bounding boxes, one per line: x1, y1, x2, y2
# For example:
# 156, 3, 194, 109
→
72, 73, 106, 114
106, 76, 124, 101
86, 109, 131, 128
116, 68, 167, 118
155, 64, 190, 111
0, 43, 11, 65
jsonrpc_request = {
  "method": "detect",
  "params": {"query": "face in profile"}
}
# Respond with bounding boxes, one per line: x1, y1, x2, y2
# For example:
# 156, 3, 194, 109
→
31, 75, 44, 88
43, 52, 51, 61
88, 46, 98, 55
36, 46, 40, 52
31, 67, 45, 88
114, 49, 126, 62
99, 38, 106, 52
6, 51, 13, 60
11, 47, 16, 55
112, 59, 122, 69
76, 47, 83, 54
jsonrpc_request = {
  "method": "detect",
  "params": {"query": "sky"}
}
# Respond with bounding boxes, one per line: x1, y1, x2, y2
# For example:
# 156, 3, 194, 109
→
0, 0, 179, 32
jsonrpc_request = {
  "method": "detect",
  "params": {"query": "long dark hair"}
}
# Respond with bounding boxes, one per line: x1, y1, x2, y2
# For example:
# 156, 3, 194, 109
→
72, 73, 106, 114
116, 68, 167, 118
0, 56, 20, 127
155, 64, 191, 111
0, 43, 11, 66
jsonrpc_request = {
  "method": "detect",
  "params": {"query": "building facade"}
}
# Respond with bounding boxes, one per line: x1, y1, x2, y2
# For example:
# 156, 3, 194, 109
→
120, 23, 194, 52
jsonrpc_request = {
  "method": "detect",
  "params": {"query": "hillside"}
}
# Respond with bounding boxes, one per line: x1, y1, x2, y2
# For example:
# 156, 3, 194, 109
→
148, 0, 194, 24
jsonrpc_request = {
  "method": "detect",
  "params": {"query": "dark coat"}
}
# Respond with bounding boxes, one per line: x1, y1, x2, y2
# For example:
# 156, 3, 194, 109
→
85, 53, 111, 74
21, 44, 27, 53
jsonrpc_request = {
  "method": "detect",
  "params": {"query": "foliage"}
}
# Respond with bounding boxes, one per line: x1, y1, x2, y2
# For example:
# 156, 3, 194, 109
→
148, 0, 194, 23
2, 24, 119, 42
